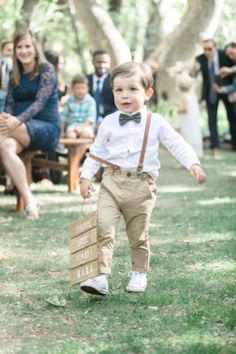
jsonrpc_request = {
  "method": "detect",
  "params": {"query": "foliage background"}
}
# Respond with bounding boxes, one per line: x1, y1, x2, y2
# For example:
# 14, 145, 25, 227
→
1, 0, 235, 82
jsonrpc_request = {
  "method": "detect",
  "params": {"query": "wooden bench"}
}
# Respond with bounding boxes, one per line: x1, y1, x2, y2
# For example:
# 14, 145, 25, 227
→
1, 138, 93, 212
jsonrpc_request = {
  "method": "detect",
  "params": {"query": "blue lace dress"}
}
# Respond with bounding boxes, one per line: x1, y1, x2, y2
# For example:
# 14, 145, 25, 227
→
5, 63, 60, 151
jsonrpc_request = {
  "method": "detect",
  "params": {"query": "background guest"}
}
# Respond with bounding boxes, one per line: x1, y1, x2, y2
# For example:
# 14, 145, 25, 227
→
44, 49, 68, 111
190, 39, 236, 155
176, 72, 203, 158
60, 74, 96, 139
0, 40, 13, 100
87, 50, 116, 127
0, 29, 60, 219
214, 43, 236, 107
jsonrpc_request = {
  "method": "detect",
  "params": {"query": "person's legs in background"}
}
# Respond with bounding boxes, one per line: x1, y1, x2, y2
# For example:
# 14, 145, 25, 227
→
206, 100, 220, 156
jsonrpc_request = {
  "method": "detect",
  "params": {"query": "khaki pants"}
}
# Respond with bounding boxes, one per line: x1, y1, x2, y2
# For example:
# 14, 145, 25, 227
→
97, 168, 156, 274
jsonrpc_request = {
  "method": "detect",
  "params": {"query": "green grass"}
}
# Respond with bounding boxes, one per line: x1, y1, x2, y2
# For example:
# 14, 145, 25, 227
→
0, 146, 236, 354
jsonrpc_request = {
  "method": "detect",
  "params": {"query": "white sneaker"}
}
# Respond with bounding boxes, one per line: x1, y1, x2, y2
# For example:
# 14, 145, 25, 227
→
80, 274, 109, 296
126, 271, 147, 292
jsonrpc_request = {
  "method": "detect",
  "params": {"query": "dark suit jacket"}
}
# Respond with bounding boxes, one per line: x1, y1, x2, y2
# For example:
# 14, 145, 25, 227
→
87, 73, 117, 118
196, 49, 234, 101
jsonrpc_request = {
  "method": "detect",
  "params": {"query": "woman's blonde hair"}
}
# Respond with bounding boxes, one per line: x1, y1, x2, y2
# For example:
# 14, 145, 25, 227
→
12, 28, 47, 86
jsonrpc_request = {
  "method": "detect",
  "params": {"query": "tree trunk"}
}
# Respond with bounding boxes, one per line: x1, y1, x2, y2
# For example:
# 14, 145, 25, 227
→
72, 0, 131, 68
15, 0, 39, 30
145, 0, 224, 100
144, 0, 165, 60
67, 0, 91, 74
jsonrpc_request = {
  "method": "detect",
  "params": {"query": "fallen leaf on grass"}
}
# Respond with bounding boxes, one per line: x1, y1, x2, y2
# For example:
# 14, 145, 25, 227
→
148, 306, 158, 310
46, 295, 67, 307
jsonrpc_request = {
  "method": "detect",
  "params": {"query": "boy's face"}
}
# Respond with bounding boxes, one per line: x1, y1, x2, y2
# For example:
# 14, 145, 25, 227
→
73, 83, 88, 100
112, 75, 153, 114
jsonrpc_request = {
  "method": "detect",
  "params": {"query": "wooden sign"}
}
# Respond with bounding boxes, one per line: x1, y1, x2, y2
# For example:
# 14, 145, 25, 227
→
70, 211, 97, 238
69, 211, 99, 285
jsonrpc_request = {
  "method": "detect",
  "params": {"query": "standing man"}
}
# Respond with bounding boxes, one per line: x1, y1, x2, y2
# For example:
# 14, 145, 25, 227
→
87, 50, 117, 127
191, 39, 236, 155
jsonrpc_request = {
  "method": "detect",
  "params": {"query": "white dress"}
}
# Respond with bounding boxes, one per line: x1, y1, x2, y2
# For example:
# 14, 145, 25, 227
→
177, 92, 203, 158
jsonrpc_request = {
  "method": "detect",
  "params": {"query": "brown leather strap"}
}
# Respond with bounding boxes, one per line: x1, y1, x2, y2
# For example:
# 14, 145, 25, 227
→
89, 153, 120, 170
89, 112, 152, 172
137, 112, 152, 172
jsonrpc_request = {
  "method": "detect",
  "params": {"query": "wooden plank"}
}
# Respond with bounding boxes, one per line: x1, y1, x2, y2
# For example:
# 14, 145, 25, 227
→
60, 138, 94, 146
70, 227, 97, 254
71, 244, 98, 269
70, 211, 97, 238
32, 158, 67, 172
70, 260, 99, 285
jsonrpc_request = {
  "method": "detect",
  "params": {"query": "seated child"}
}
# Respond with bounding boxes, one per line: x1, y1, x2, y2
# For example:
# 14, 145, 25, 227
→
60, 75, 96, 139
79, 62, 207, 296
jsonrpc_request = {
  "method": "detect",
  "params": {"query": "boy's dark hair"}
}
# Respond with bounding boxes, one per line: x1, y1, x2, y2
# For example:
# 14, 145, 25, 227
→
72, 74, 89, 86
110, 62, 153, 89
92, 50, 109, 58
1, 41, 13, 51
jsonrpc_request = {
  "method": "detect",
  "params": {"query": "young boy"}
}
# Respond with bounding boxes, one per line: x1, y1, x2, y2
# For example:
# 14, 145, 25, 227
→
79, 62, 207, 296
60, 75, 96, 139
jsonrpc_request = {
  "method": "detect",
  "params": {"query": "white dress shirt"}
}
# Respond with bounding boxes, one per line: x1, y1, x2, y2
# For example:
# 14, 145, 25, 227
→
92, 73, 108, 116
81, 106, 200, 181
208, 52, 220, 75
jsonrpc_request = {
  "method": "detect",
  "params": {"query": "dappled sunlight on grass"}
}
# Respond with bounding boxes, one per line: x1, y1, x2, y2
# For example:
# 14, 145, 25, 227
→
225, 170, 236, 177
150, 231, 233, 246
165, 330, 235, 351
188, 260, 235, 272
158, 185, 203, 193
0, 147, 235, 354
198, 197, 236, 205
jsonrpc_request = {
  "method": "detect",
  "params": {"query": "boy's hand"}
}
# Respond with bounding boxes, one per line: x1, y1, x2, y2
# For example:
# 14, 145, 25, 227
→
189, 164, 207, 184
80, 178, 96, 198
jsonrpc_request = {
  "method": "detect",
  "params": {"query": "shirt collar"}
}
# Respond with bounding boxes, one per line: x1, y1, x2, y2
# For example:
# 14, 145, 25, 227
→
119, 105, 147, 117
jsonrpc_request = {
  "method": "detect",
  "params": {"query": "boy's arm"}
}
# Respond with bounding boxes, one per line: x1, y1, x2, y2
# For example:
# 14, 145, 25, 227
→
60, 120, 66, 137
79, 120, 107, 198
80, 178, 96, 199
60, 100, 69, 136
189, 164, 207, 184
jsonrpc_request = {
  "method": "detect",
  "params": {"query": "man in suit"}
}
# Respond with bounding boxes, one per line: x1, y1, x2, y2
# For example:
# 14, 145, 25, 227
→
87, 50, 117, 127
214, 43, 236, 100
191, 39, 236, 155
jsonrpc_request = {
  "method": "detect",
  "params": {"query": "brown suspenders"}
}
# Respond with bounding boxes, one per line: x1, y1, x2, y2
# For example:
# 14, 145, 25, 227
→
89, 112, 152, 173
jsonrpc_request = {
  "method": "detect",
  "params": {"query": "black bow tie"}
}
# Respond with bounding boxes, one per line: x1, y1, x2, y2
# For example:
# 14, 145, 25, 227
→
119, 112, 141, 126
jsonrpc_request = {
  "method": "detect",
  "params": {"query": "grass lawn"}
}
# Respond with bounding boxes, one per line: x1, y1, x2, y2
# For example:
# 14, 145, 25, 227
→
0, 146, 236, 354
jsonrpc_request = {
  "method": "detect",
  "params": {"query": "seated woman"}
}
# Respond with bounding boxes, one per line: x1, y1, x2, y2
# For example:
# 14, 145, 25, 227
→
0, 29, 60, 220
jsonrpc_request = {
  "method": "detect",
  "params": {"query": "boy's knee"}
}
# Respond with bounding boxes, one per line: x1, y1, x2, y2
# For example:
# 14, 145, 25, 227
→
128, 234, 149, 249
